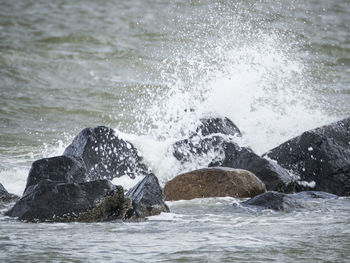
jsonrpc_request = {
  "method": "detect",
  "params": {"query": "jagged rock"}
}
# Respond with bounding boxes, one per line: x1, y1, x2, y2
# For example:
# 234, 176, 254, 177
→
23, 155, 86, 195
173, 134, 296, 192
164, 167, 266, 201
265, 117, 350, 196
126, 174, 169, 218
0, 183, 19, 203
64, 126, 150, 181
241, 191, 338, 211
5, 179, 132, 222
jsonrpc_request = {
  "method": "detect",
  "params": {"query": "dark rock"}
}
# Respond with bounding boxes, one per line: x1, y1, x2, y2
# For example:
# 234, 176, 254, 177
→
216, 140, 296, 192
0, 183, 19, 203
241, 191, 304, 211
265, 117, 350, 196
241, 191, 338, 211
291, 191, 338, 200
173, 134, 296, 192
64, 126, 150, 181
173, 116, 240, 161
195, 117, 241, 137
164, 167, 266, 201
5, 179, 132, 222
23, 155, 86, 195
126, 174, 169, 218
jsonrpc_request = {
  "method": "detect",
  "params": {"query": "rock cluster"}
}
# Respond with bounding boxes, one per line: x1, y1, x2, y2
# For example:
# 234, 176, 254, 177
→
5, 126, 167, 222
5, 116, 350, 221
173, 117, 297, 192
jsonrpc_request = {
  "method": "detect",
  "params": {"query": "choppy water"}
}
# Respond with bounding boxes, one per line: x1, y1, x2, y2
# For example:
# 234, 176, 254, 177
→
1, 0, 349, 262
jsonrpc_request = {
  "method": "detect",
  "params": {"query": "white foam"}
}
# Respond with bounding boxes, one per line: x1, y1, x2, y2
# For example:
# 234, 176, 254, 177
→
0, 168, 28, 196
111, 175, 144, 191
298, 180, 316, 188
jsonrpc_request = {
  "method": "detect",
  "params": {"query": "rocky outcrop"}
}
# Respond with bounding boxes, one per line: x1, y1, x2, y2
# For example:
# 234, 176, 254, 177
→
173, 122, 297, 192
0, 183, 19, 203
265, 117, 350, 196
64, 126, 150, 181
23, 155, 86, 195
164, 167, 266, 201
126, 174, 169, 217
5, 179, 133, 222
241, 191, 338, 211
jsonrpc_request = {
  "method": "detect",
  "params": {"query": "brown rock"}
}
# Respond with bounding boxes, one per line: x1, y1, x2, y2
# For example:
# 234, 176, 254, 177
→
164, 167, 266, 201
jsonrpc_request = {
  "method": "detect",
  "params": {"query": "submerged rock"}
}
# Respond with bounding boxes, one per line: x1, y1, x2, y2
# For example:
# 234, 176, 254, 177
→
23, 155, 86, 195
241, 191, 338, 211
164, 167, 266, 201
126, 174, 169, 218
0, 183, 19, 203
173, 133, 296, 192
265, 117, 350, 196
5, 179, 132, 222
64, 126, 150, 181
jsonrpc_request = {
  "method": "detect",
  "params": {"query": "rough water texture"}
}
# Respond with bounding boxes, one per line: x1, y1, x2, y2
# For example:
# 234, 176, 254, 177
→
1, 0, 350, 262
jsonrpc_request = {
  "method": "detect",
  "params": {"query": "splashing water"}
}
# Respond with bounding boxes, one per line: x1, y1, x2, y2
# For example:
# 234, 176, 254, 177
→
126, 2, 334, 185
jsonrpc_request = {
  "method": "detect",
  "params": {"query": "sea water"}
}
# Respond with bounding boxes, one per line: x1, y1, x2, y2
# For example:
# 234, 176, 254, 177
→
0, 0, 349, 262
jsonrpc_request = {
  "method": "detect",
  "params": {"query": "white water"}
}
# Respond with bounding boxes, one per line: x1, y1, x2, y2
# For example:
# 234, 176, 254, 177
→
0, 2, 338, 195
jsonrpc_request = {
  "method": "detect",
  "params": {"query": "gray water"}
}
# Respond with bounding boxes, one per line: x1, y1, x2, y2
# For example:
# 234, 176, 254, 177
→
1, 0, 350, 262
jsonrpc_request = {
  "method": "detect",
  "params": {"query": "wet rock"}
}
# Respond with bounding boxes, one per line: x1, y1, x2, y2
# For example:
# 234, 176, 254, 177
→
64, 126, 150, 181
126, 174, 169, 218
164, 167, 266, 201
265, 117, 350, 196
173, 134, 296, 192
0, 183, 19, 203
23, 155, 86, 195
241, 191, 338, 211
216, 141, 297, 192
5, 179, 132, 222
195, 117, 241, 137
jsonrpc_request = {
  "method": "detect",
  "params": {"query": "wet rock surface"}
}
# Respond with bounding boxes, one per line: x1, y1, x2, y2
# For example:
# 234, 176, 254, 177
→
126, 174, 169, 218
195, 117, 241, 137
5, 179, 132, 222
64, 126, 151, 181
24, 155, 86, 195
0, 183, 19, 203
173, 117, 297, 192
266, 117, 350, 196
164, 167, 266, 201
241, 191, 338, 211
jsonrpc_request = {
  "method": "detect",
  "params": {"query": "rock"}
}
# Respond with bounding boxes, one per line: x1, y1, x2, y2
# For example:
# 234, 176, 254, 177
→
195, 117, 241, 137
163, 167, 266, 201
173, 134, 296, 192
265, 117, 350, 196
241, 191, 338, 211
216, 140, 297, 192
0, 183, 19, 203
5, 179, 132, 222
126, 174, 169, 218
23, 155, 86, 195
64, 126, 151, 181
